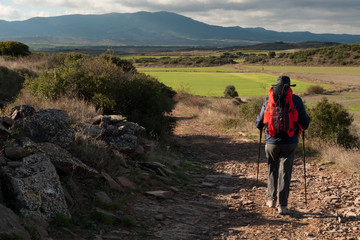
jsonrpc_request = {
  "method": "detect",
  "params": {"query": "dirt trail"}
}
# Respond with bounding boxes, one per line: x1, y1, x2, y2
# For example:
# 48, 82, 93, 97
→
131, 108, 360, 240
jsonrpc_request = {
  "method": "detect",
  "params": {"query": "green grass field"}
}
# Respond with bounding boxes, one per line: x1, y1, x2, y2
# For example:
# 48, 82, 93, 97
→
139, 66, 324, 97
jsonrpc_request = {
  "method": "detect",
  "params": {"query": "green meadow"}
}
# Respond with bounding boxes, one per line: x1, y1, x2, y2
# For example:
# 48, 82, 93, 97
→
139, 66, 327, 97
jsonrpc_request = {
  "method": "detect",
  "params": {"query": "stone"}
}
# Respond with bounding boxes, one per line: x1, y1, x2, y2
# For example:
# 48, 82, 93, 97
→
4, 146, 31, 160
202, 182, 216, 187
101, 171, 122, 191
117, 121, 146, 136
95, 207, 121, 220
354, 197, 360, 206
154, 214, 164, 221
95, 191, 113, 204
0, 123, 11, 138
38, 142, 98, 175
116, 176, 136, 190
13, 109, 75, 148
10, 105, 35, 120
104, 133, 138, 153
0, 153, 69, 220
76, 123, 104, 138
145, 190, 173, 198
0, 204, 31, 240
6, 161, 23, 168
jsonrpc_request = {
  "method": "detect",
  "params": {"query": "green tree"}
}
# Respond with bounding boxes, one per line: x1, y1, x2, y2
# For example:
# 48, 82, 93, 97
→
0, 41, 30, 57
308, 98, 358, 148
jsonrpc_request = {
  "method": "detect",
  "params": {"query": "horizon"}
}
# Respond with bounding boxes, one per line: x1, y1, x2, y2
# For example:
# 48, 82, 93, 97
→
1, 0, 360, 35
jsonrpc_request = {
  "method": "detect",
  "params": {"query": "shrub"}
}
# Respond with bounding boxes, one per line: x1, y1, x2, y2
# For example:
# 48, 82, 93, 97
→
306, 85, 325, 94
0, 41, 30, 57
268, 51, 276, 58
239, 97, 264, 122
224, 85, 239, 98
23, 53, 176, 137
308, 98, 358, 148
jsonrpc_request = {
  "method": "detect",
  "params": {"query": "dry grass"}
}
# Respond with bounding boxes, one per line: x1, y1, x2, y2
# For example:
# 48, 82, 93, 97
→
10, 91, 101, 124
0, 55, 51, 73
319, 144, 360, 173
174, 93, 257, 135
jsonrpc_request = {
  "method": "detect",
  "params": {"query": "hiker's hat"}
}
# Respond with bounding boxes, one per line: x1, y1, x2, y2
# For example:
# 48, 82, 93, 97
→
272, 75, 296, 87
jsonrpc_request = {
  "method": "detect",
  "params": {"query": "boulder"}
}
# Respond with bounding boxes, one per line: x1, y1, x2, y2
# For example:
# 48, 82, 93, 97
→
4, 146, 31, 160
37, 142, 98, 175
76, 123, 104, 138
0, 204, 31, 240
117, 121, 146, 136
13, 109, 74, 148
0, 153, 69, 220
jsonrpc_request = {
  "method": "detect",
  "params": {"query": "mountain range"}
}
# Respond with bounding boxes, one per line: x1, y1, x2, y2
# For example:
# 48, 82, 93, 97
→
1, 11, 360, 48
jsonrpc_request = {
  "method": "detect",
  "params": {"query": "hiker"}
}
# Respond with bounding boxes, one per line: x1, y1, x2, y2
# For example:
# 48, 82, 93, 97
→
255, 76, 310, 214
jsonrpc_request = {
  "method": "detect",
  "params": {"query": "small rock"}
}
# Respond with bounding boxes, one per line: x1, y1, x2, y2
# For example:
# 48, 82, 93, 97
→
101, 171, 122, 191
154, 214, 164, 221
95, 191, 113, 204
202, 182, 215, 187
4, 146, 31, 160
145, 190, 172, 198
6, 161, 23, 168
116, 176, 136, 190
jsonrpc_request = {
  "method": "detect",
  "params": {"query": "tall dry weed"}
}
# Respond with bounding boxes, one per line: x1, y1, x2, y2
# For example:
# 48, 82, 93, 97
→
11, 91, 101, 124
319, 144, 360, 173
0, 55, 51, 73
174, 94, 256, 134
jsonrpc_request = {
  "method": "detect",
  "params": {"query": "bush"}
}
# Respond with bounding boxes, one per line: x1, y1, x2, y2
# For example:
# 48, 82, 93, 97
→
306, 85, 326, 94
224, 85, 239, 98
308, 98, 358, 148
23, 53, 176, 137
0, 41, 30, 57
239, 97, 264, 122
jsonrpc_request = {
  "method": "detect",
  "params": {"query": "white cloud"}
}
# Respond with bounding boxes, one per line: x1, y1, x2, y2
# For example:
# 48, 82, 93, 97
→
0, 3, 20, 20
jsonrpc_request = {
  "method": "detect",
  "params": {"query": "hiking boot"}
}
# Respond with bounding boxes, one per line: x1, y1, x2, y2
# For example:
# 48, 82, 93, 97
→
266, 199, 275, 208
278, 205, 289, 215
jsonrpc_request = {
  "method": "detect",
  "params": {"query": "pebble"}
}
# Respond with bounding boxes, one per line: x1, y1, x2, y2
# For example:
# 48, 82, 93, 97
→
154, 214, 164, 221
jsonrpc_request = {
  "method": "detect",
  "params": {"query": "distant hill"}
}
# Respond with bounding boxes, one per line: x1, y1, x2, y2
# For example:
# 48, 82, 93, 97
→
1, 11, 360, 48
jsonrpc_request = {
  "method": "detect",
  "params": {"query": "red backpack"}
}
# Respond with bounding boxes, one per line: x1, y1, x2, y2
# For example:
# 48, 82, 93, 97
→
263, 87, 302, 138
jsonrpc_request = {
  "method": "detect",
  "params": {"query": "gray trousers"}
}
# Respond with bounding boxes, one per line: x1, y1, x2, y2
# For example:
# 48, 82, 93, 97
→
265, 143, 297, 206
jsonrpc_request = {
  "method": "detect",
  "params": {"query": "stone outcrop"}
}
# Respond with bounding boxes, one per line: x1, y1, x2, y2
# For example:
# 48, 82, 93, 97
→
78, 114, 152, 153
0, 152, 70, 220
12, 107, 75, 148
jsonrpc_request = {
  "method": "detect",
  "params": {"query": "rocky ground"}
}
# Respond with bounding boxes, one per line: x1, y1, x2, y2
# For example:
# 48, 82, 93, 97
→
114, 104, 360, 240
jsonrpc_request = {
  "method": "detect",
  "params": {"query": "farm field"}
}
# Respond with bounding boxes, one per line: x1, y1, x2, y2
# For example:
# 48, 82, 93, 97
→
138, 66, 326, 97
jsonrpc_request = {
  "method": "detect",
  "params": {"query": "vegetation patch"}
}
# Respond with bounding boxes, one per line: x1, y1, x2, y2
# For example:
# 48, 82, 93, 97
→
142, 71, 315, 97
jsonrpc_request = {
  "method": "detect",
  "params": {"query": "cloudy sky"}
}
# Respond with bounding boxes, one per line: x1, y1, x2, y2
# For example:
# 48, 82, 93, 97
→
1, 0, 359, 34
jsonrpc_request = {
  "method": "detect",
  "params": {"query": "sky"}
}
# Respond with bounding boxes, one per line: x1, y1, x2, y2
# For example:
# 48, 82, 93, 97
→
0, 0, 360, 35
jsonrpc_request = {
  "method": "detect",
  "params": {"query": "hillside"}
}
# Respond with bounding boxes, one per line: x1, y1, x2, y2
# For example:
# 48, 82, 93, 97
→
1, 11, 360, 48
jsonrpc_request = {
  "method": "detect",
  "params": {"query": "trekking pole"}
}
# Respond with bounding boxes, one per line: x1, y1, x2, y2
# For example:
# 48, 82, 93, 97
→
302, 131, 307, 207
256, 129, 262, 185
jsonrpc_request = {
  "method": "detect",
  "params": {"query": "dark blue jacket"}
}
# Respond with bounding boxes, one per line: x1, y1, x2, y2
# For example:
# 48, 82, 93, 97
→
255, 94, 310, 144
